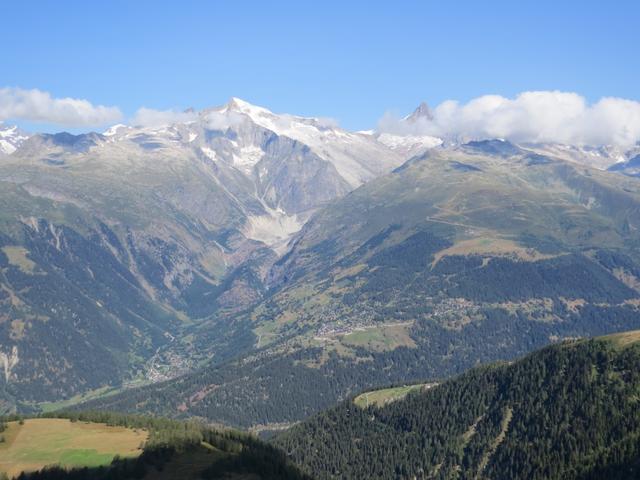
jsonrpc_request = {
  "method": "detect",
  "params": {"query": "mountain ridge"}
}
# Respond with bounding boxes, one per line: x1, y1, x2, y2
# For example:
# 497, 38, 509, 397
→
2, 99, 640, 421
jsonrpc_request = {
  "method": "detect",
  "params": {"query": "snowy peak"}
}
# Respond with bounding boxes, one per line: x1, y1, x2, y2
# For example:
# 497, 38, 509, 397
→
372, 101, 443, 159
0, 124, 30, 155
103, 124, 132, 137
204, 97, 404, 188
223, 97, 272, 116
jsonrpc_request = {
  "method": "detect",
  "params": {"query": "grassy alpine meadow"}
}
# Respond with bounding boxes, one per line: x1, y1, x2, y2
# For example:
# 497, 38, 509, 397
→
0, 418, 147, 478
353, 383, 435, 408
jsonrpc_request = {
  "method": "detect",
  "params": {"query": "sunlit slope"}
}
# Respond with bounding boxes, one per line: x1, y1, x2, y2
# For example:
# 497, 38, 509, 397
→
260, 141, 640, 354
0, 413, 309, 480
0, 418, 146, 478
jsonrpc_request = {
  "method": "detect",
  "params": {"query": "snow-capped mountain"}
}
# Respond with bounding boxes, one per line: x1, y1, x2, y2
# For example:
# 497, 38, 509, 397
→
8, 98, 405, 250
205, 97, 405, 188
0, 124, 30, 154
98, 98, 405, 191
3, 97, 640, 414
608, 153, 640, 177
0, 98, 410, 400
376, 132, 443, 159
7, 98, 639, 257
371, 102, 640, 171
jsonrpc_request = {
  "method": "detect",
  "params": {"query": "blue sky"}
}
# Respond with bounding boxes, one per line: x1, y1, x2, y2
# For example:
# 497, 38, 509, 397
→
3, 0, 640, 131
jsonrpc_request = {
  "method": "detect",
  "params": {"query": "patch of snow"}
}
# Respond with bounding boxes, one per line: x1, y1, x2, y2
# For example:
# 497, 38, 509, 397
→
0, 140, 16, 154
188, 132, 198, 142
0, 126, 18, 138
521, 143, 627, 170
103, 124, 129, 136
0, 125, 29, 154
201, 147, 219, 161
376, 133, 442, 159
377, 133, 442, 150
233, 145, 264, 174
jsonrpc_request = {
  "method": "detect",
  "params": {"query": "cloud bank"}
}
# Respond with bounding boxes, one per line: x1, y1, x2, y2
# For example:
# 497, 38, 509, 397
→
131, 107, 198, 127
205, 110, 245, 131
378, 91, 640, 147
0, 87, 122, 127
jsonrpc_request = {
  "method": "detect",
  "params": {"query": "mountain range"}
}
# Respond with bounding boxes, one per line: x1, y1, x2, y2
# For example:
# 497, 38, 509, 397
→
1, 99, 639, 430
0, 98, 404, 407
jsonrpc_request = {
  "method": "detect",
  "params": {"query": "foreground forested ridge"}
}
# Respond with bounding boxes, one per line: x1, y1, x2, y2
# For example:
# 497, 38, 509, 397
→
275, 331, 640, 479
0, 411, 309, 480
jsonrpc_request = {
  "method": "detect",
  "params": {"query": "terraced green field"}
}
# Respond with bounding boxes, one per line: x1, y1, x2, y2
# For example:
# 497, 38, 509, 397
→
0, 419, 147, 478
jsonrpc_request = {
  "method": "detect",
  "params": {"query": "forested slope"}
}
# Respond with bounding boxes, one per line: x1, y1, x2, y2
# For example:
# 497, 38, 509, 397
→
275, 331, 640, 480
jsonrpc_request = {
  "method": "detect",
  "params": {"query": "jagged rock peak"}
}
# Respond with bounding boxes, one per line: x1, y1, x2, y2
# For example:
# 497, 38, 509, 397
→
405, 101, 434, 122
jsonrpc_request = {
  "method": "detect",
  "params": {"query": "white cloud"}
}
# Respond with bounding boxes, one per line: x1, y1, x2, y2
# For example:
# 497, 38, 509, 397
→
315, 117, 340, 129
0, 87, 122, 127
205, 110, 245, 131
378, 91, 640, 147
131, 107, 198, 127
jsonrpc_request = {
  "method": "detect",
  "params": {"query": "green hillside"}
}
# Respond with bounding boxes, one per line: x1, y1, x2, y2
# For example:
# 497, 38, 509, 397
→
274, 331, 640, 479
0, 412, 308, 480
0, 418, 146, 478
353, 383, 434, 408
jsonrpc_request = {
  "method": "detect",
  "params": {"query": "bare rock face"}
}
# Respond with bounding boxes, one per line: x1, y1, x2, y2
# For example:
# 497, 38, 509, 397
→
405, 101, 434, 122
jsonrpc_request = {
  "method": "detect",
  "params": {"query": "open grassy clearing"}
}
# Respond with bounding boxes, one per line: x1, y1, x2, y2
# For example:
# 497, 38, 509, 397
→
354, 383, 435, 408
1, 246, 37, 274
431, 236, 555, 267
602, 329, 640, 348
341, 322, 416, 352
0, 418, 147, 478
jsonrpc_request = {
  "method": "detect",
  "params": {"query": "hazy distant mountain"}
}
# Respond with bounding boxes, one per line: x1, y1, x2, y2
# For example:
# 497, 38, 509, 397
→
522, 142, 640, 171
608, 153, 640, 177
